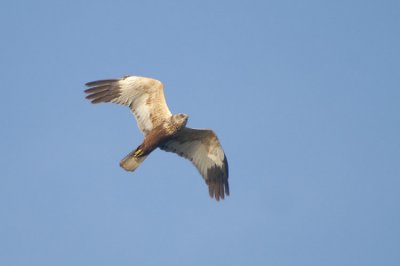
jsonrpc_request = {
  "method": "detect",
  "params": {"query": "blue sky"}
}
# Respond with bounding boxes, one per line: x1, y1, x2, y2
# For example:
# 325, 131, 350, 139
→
1, 0, 399, 265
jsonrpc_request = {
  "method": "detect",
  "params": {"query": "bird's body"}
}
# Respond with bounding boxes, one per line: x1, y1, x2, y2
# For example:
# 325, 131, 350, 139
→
84, 75, 229, 200
120, 113, 188, 172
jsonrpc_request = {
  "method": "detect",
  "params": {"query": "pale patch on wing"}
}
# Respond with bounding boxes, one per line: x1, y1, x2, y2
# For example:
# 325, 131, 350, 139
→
130, 94, 153, 134
84, 76, 172, 135
160, 128, 229, 201
207, 145, 225, 168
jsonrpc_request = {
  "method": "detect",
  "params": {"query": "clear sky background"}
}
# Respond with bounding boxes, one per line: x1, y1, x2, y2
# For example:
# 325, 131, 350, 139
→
1, 0, 399, 265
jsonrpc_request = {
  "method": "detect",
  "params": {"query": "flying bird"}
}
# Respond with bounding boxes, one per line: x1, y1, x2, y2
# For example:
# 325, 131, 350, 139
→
84, 75, 229, 200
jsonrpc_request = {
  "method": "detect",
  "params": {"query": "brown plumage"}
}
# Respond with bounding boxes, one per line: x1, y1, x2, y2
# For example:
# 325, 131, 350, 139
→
84, 75, 229, 201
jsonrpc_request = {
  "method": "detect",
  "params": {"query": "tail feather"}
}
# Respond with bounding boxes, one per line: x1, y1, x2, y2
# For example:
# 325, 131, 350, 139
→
120, 150, 148, 172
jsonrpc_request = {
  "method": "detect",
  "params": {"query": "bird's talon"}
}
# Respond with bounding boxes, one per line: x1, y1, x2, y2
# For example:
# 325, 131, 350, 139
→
133, 149, 143, 157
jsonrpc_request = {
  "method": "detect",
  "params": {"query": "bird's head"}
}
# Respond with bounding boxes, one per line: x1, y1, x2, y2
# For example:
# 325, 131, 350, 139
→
172, 113, 189, 129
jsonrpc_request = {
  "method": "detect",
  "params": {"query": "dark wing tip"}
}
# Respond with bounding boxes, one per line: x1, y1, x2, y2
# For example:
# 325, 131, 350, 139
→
206, 163, 229, 201
207, 180, 228, 201
84, 82, 121, 104
223, 154, 229, 196
85, 79, 119, 87
224, 181, 230, 196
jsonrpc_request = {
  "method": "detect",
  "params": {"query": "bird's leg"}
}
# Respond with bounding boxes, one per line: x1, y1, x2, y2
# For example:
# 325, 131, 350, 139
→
133, 146, 144, 157
132, 137, 158, 158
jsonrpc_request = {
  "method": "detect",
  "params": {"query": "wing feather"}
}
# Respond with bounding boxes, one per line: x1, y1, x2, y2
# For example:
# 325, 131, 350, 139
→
160, 128, 229, 201
84, 76, 172, 134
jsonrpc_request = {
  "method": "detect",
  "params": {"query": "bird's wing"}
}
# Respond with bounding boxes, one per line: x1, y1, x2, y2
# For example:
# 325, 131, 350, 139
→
160, 128, 229, 201
84, 76, 172, 135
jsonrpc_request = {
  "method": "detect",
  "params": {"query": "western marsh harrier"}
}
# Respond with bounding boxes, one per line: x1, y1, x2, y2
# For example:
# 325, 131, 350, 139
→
84, 75, 229, 201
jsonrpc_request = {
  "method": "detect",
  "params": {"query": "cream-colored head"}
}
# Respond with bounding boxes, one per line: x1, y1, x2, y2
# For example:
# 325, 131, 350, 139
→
171, 113, 189, 129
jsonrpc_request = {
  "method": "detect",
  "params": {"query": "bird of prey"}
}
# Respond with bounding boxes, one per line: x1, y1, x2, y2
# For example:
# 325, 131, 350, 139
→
84, 75, 229, 201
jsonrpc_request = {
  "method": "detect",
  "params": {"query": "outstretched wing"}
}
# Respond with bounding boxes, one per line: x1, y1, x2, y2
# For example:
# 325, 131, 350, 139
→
160, 128, 229, 201
84, 76, 172, 135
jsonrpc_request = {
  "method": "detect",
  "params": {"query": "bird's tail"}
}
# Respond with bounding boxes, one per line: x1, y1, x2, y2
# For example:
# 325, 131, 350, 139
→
119, 149, 149, 172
